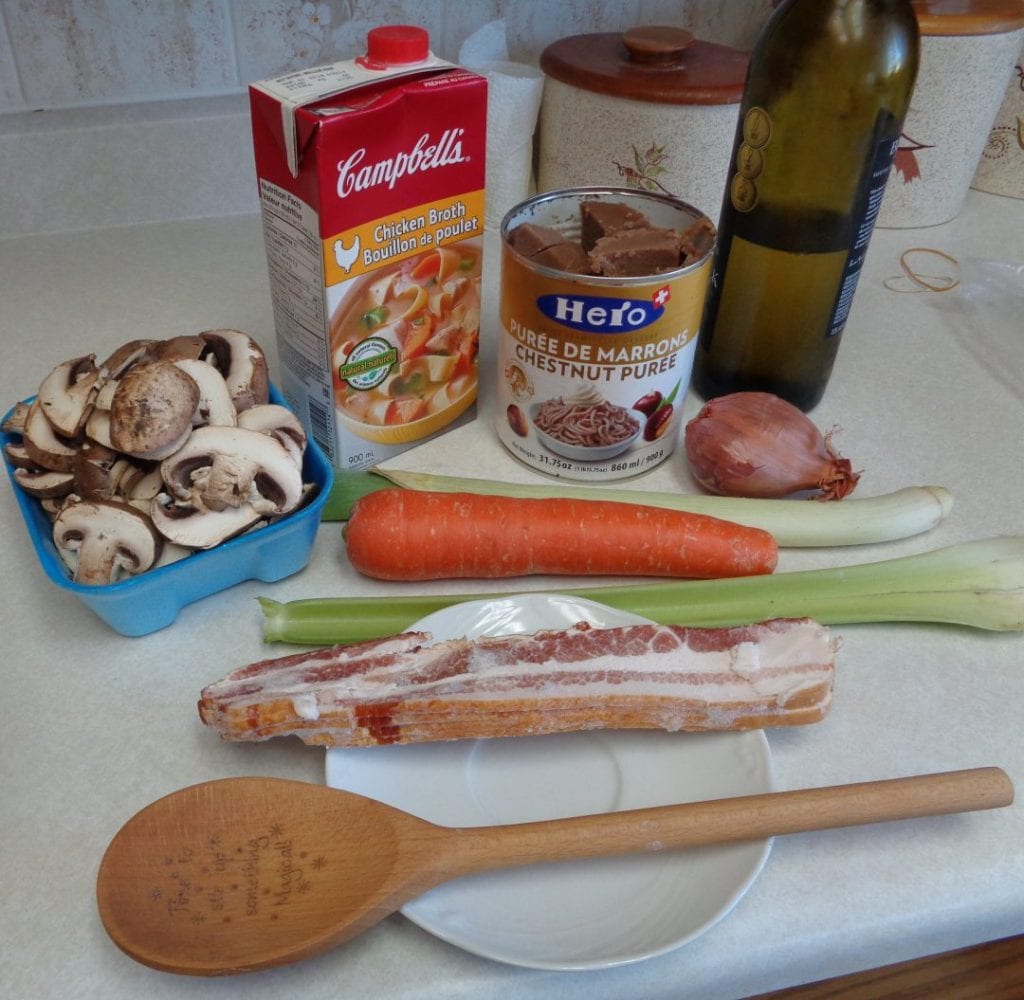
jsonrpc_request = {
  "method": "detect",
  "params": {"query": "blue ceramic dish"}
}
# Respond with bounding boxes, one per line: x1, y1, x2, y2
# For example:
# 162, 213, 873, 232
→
2, 385, 333, 637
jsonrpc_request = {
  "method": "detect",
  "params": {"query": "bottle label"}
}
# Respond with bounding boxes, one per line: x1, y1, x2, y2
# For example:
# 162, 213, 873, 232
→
826, 128, 899, 337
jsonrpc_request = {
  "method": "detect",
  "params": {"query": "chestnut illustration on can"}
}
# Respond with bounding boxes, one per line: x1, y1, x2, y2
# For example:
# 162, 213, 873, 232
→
643, 403, 674, 441
506, 404, 529, 437
632, 390, 663, 416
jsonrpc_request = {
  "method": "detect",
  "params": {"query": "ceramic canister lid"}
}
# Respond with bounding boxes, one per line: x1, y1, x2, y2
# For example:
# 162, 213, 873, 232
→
911, 0, 1024, 35
539, 26, 748, 105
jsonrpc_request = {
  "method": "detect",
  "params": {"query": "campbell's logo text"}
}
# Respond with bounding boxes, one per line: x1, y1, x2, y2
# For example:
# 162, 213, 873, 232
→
337, 129, 468, 198
537, 294, 663, 333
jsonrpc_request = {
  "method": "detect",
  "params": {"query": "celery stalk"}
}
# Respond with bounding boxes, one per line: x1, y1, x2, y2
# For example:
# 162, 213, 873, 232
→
320, 468, 953, 548
260, 536, 1024, 644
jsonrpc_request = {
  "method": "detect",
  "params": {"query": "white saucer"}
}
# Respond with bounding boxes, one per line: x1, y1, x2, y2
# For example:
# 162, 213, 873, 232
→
324, 594, 774, 970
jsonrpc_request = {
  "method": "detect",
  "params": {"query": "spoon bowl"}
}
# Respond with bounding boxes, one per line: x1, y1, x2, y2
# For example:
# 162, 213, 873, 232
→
97, 779, 453, 975
97, 768, 1012, 976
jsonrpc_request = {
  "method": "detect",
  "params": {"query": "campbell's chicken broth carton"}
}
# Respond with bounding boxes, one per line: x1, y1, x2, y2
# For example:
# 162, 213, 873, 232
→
249, 26, 486, 472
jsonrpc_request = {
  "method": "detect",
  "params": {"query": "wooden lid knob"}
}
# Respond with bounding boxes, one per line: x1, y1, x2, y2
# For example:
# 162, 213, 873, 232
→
622, 26, 695, 65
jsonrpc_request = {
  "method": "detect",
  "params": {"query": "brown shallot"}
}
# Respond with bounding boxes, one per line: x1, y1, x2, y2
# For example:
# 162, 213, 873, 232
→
684, 392, 860, 500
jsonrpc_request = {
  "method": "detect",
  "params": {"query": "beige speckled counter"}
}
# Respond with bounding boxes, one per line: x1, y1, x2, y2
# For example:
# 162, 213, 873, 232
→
1, 191, 1022, 999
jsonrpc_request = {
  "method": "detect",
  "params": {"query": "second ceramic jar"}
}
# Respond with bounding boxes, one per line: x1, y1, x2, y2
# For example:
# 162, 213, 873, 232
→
537, 26, 748, 222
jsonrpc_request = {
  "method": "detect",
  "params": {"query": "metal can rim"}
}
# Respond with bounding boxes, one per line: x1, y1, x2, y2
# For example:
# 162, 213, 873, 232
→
499, 186, 716, 286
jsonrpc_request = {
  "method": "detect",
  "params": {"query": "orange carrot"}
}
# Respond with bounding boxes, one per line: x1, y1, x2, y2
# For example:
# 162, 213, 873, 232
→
343, 489, 778, 581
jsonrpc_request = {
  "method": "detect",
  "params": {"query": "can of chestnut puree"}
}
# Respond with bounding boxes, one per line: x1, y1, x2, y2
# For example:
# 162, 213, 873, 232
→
496, 187, 714, 481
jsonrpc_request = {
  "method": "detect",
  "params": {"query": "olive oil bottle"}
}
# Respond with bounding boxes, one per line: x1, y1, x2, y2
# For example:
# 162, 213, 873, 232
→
693, 0, 919, 411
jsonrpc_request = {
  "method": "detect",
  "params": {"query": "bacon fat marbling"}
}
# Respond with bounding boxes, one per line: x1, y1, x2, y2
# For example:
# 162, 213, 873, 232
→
198, 618, 836, 747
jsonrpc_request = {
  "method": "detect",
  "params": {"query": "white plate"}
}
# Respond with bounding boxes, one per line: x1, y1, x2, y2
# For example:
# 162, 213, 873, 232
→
324, 594, 775, 971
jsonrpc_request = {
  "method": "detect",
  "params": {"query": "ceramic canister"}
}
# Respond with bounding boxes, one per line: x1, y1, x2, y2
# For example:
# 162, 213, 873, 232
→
971, 35, 1024, 198
878, 0, 1024, 227
537, 26, 748, 222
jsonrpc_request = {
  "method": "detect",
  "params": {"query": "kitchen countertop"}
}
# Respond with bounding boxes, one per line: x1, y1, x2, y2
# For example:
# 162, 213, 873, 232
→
1, 190, 1021, 999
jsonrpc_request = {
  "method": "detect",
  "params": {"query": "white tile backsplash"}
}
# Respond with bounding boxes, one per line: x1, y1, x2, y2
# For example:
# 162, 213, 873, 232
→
638, 0, 776, 50
505, 1, 639, 64
438, 1, 507, 63
0, 0, 771, 236
4, 0, 237, 108
2, 0, 771, 113
232, 1, 446, 84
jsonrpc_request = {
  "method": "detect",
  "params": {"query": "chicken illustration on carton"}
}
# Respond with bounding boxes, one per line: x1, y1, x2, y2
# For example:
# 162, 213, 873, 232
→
250, 26, 487, 472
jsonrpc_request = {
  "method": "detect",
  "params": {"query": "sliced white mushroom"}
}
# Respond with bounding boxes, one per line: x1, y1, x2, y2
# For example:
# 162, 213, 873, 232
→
73, 441, 128, 499
236, 404, 307, 468
173, 358, 237, 428
153, 335, 208, 364
98, 339, 156, 379
41, 495, 73, 520
109, 361, 200, 460
52, 499, 164, 585
94, 379, 119, 410
37, 355, 102, 438
22, 400, 78, 472
84, 410, 114, 450
4, 442, 36, 470
2, 401, 31, 435
119, 463, 164, 504
159, 425, 304, 515
199, 329, 270, 412
150, 492, 264, 549
84, 379, 119, 449
14, 467, 76, 499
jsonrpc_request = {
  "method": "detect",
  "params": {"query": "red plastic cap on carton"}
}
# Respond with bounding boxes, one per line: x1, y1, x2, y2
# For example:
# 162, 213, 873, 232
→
364, 25, 429, 66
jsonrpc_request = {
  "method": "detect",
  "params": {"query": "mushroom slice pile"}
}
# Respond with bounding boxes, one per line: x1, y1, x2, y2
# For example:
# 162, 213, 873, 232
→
53, 499, 164, 585
5, 330, 314, 585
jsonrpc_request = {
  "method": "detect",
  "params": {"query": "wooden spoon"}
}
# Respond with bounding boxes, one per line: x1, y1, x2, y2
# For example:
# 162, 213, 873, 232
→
96, 766, 1012, 976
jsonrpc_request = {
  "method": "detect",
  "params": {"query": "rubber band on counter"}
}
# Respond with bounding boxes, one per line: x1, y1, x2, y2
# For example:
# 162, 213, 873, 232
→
884, 247, 961, 293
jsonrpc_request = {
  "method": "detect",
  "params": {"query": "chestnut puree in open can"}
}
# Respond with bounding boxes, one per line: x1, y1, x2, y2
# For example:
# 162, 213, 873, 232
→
497, 188, 714, 481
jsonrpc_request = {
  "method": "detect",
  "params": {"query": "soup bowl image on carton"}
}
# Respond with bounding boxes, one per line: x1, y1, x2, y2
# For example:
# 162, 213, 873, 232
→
330, 238, 482, 445
250, 26, 487, 474
497, 188, 715, 482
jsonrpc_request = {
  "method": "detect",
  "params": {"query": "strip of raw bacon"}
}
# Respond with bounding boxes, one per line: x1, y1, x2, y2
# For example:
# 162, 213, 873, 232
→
198, 618, 835, 747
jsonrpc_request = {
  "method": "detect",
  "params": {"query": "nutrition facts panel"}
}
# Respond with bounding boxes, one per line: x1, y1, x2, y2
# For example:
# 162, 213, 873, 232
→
258, 179, 336, 461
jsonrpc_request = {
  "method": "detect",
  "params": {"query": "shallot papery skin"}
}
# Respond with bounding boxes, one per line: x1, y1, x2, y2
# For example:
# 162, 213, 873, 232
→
684, 392, 861, 500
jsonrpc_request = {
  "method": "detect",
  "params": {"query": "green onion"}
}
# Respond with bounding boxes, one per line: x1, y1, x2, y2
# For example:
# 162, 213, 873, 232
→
322, 471, 393, 519
260, 536, 1024, 645
320, 468, 953, 548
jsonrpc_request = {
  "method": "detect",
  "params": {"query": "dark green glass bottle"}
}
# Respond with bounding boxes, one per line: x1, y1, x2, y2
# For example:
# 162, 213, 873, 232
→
693, 0, 919, 410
